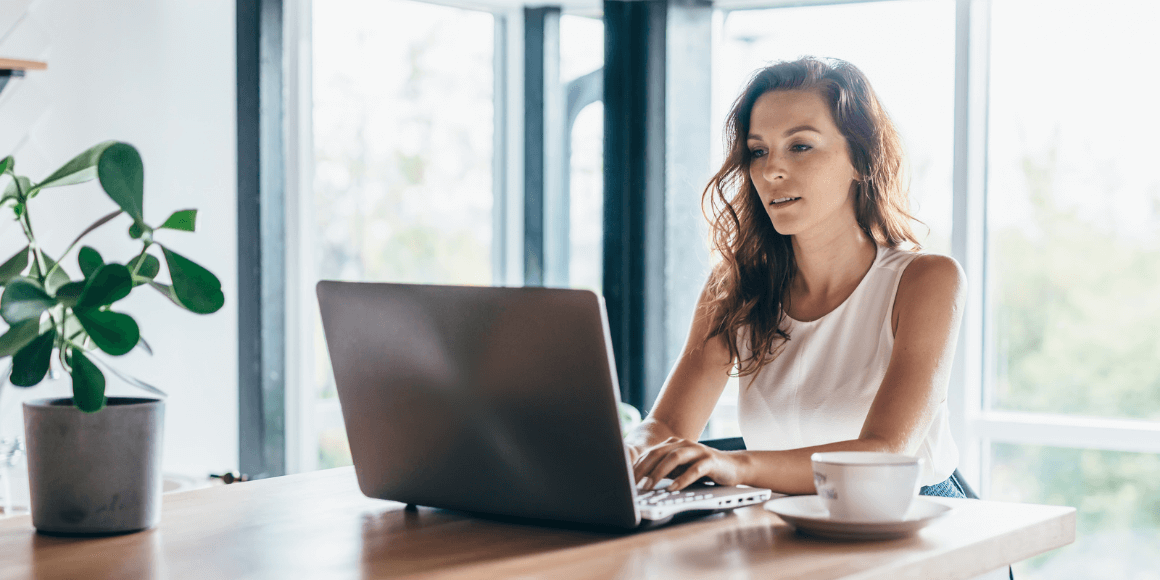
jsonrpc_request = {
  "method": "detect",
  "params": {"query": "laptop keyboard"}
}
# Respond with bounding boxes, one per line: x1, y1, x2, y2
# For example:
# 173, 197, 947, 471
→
636, 488, 716, 506
634, 480, 774, 521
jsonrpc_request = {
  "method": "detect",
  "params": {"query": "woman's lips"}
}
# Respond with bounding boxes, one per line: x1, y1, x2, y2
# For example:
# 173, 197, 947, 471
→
769, 197, 801, 208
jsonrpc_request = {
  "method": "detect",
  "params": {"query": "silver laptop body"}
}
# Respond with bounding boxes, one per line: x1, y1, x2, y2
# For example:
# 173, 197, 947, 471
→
316, 281, 772, 529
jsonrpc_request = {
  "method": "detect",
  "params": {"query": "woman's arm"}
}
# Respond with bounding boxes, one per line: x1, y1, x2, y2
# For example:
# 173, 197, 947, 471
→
623, 281, 735, 462
635, 254, 967, 494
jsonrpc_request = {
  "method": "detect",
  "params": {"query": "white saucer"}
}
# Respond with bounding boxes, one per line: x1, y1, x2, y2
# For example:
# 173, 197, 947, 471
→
764, 495, 952, 540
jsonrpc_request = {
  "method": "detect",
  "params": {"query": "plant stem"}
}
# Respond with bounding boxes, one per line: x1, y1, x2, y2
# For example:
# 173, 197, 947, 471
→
18, 216, 39, 266
19, 216, 46, 284
13, 178, 48, 284
58, 342, 71, 374
129, 241, 153, 278
47, 307, 70, 374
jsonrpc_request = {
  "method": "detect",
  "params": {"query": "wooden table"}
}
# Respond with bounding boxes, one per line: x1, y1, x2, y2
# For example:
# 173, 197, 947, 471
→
0, 467, 1074, 580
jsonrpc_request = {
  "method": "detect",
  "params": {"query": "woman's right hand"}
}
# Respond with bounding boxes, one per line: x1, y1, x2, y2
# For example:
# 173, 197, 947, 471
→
625, 442, 646, 465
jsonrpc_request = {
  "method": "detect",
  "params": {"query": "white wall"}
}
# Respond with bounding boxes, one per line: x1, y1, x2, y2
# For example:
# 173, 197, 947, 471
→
0, 0, 238, 477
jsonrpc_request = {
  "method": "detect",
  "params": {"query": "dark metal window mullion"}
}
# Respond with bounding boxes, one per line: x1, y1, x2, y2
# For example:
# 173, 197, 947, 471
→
603, 0, 667, 412
237, 0, 286, 479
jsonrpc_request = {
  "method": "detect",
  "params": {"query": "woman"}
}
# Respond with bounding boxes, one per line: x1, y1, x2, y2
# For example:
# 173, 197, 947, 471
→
625, 57, 966, 498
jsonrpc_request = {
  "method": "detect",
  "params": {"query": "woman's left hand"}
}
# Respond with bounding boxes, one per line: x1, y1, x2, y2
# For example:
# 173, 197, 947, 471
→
633, 437, 749, 492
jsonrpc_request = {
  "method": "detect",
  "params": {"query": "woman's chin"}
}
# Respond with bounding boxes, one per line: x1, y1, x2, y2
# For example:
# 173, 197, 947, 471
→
767, 215, 802, 237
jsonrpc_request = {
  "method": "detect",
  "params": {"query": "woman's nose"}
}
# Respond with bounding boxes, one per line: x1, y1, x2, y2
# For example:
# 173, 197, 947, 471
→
761, 155, 787, 181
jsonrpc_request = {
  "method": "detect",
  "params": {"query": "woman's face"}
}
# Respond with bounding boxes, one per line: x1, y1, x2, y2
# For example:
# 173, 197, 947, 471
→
746, 89, 859, 238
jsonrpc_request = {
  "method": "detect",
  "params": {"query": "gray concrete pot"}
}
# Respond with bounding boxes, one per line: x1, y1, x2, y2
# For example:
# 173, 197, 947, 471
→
23, 397, 164, 535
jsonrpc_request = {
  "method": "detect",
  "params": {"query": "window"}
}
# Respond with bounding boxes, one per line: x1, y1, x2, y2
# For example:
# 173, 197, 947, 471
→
990, 444, 1160, 577
982, 0, 1160, 576
306, 0, 495, 470
560, 13, 604, 293
985, 0, 1160, 421
567, 100, 603, 293
299, 2, 602, 471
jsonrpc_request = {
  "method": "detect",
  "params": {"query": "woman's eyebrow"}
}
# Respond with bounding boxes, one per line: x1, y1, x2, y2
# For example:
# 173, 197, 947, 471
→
783, 124, 821, 137
747, 125, 822, 141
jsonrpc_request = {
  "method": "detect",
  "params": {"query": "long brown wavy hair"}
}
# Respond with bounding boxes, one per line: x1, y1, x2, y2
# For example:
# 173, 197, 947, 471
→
702, 56, 922, 376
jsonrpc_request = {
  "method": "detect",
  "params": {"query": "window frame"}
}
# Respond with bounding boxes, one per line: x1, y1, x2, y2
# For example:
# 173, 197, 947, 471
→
239, 0, 289, 479
282, 0, 541, 473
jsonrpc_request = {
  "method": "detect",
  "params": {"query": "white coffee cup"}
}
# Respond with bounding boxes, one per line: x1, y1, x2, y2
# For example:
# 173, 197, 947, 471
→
810, 452, 923, 522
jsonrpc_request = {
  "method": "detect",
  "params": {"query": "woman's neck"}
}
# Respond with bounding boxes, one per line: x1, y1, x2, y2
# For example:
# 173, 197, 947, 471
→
788, 222, 877, 306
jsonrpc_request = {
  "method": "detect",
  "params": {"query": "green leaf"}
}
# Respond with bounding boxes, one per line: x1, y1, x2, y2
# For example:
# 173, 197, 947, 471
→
76, 264, 133, 310
74, 309, 139, 356
161, 247, 223, 314
54, 281, 86, 308
10, 328, 55, 387
0, 318, 42, 357
0, 246, 29, 284
0, 156, 11, 174
33, 141, 118, 191
128, 253, 161, 282
96, 143, 144, 223
0, 278, 54, 325
68, 348, 107, 413
158, 209, 197, 232
78, 246, 104, 279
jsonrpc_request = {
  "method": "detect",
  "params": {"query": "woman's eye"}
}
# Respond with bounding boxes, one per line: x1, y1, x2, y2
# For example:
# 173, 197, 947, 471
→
790, 143, 812, 153
750, 149, 767, 159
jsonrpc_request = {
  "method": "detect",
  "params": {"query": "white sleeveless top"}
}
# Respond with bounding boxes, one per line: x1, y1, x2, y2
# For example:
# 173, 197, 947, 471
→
737, 244, 958, 486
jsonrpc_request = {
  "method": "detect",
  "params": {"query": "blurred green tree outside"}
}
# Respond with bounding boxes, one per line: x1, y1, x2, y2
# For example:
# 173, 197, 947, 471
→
989, 139, 1160, 578
991, 142, 1160, 420
994, 445, 1160, 579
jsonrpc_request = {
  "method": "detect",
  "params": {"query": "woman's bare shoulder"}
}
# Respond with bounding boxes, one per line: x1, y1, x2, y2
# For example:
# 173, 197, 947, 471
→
897, 253, 966, 308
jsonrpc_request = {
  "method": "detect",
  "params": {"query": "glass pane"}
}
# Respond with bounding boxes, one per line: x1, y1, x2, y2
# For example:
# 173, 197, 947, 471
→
713, 0, 956, 254
568, 102, 603, 293
561, 14, 604, 292
991, 443, 1160, 579
313, 0, 493, 289
985, 0, 1160, 419
318, 425, 354, 470
311, 0, 494, 467
705, 376, 742, 440
560, 14, 603, 85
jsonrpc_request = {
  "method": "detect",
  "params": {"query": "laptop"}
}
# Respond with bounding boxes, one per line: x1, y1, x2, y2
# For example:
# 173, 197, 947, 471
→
316, 281, 773, 529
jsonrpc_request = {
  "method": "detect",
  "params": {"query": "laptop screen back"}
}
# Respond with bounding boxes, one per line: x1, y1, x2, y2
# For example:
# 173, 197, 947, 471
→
316, 281, 640, 528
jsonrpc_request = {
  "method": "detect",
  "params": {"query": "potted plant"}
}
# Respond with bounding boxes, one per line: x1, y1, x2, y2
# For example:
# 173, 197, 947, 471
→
0, 142, 223, 534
